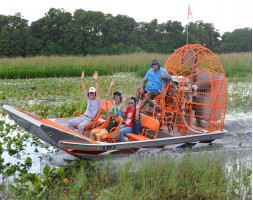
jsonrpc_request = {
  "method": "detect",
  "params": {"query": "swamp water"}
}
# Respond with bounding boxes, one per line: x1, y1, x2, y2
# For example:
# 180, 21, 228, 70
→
0, 76, 251, 181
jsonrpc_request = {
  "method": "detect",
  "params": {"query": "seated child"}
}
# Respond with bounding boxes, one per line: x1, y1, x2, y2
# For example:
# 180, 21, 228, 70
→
90, 102, 119, 142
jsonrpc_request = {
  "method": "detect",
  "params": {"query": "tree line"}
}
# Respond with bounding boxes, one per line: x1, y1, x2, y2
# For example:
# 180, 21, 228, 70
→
0, 8, 251, 57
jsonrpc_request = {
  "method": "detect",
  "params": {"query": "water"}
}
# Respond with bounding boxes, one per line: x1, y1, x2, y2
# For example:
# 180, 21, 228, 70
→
0, 79, 252, 174
0, 109, 251, 174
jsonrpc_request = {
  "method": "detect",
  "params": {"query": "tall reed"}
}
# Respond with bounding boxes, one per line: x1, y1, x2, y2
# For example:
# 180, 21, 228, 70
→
0, 52, 251, 79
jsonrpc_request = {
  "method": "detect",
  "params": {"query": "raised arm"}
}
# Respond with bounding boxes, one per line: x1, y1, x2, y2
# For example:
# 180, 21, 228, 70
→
108, 79, 114, 103
81, 71, 88, 99
105, 100, 110, 116
120, 95, 127, 113
113, 100, 119, 123
93, 71, 100, 100
135, 102, 141, 121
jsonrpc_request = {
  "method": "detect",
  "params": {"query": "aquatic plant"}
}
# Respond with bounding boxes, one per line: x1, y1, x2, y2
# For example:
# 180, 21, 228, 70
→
0, 152, 251, 199
227, 81, 252, 113
0, 73, 143, 117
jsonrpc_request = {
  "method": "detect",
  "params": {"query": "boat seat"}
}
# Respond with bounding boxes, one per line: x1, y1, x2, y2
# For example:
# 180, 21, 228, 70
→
72, 99, 113, 134
93, 116, 123, 143
127, 114, 160, 141
127, 134, 150, 141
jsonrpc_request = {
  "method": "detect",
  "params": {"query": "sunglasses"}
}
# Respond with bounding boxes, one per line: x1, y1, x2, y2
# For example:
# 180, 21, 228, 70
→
89, 92, 95, 94
128, 102, 134, 105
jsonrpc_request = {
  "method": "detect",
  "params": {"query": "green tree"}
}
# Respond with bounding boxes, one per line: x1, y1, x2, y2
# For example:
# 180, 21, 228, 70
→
0, 13, 29, 57
31, 8, 73, 55
220, 28, 252, 53
0, 9, 251, 57
157, 20, 185, 53
73, 9, 105, 55
186, 20, 220, 51
0, 24, 10, 57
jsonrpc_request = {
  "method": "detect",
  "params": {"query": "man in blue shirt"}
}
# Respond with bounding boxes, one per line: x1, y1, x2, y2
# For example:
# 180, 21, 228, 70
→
136, 58, 172, 109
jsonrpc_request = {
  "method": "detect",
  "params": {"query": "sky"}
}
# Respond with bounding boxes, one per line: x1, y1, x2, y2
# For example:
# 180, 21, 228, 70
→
0, 0, 252, 35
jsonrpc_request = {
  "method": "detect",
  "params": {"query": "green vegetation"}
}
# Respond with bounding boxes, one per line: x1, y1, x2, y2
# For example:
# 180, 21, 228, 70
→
0, 52, 251, 198
227, 81, 252, 113
0, 73, 143, 117
0, 143, 251, 199
219, 52, 252, 81
0, 65, 112, 79
0, 72, 251, 117
0, 53, 168, 79
225, 65, 252, 81
0, 52, 251, 79
0, 119, 251, 200
0, 9, 251, 57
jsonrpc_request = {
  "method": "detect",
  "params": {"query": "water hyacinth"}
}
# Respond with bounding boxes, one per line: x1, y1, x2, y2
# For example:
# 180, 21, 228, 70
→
0, 73, 251, 117
0, 73, 143, 117
0, 68, 251, 199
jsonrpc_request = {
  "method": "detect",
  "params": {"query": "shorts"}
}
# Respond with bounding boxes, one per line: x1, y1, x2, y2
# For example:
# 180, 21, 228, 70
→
143, 89, 160, 99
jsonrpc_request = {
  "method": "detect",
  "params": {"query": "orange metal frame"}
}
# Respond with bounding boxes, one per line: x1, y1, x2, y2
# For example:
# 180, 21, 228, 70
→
141, 44, 227, 136
99, 116, 123, 143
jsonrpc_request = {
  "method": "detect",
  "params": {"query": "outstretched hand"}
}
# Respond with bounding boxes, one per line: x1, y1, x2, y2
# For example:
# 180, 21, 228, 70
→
136, 99, 142, 109
110, 79, 114, 86
122, 95, 127, 102
81, 71, 85, 79
93, 71, 98, 81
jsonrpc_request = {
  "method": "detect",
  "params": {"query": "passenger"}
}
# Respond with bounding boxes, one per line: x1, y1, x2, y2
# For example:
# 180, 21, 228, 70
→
108, 79, 125, 118
119, 96, 140, 142
136, 58, 172, 110
90, 101, 119, 142
68, 71, 101, 134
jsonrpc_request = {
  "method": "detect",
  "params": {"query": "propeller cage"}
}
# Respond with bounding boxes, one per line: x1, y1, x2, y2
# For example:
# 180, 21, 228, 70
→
163, 44, 227, 136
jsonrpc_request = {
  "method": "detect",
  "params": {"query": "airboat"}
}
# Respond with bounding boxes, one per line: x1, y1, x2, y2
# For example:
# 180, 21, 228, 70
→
3, 44, 228, 160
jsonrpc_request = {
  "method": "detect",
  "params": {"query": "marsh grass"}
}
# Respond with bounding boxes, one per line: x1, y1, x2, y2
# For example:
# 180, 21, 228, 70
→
218, 52, 252, 69
0, 52, 251, 79
0, 66, 112, 79
1, 152, 251, 199
0, 53, 168, 79
0, 73, 251, 117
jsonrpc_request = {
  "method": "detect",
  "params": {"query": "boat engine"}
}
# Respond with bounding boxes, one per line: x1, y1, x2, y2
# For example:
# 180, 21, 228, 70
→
162, 44, 227, 136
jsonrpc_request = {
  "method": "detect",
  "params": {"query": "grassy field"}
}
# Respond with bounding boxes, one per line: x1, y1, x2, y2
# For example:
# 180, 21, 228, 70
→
0, 52, 251, 80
